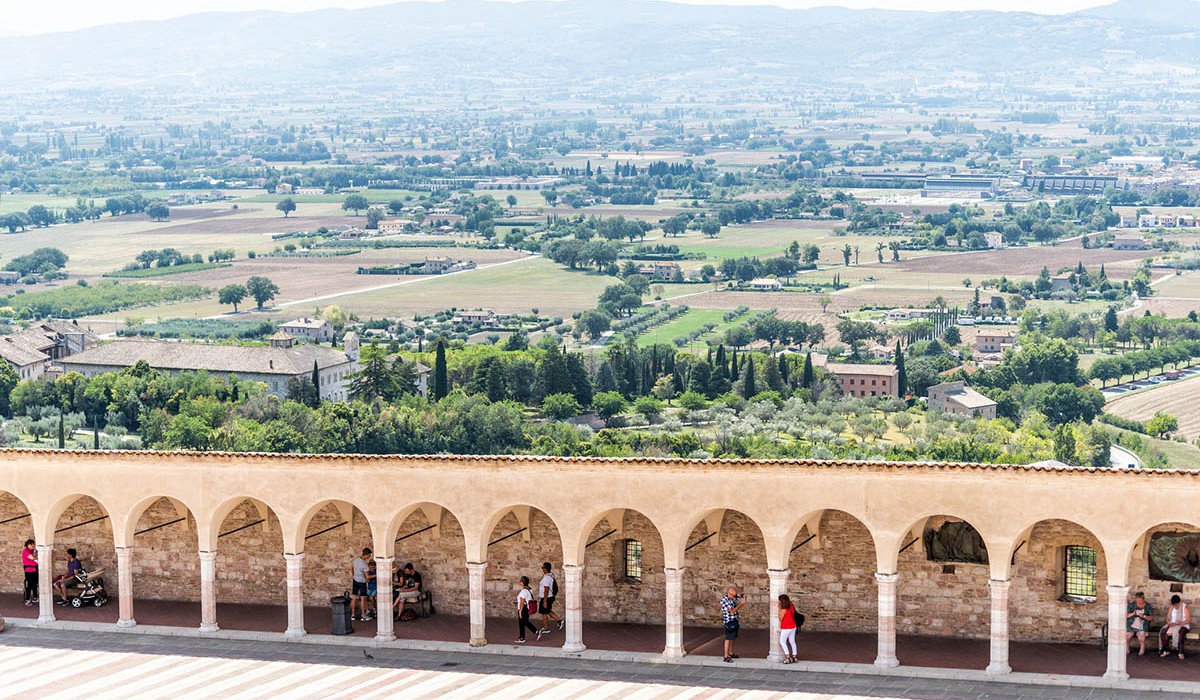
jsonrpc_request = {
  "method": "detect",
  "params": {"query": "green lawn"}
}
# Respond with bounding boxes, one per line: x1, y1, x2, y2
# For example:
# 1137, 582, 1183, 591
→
636, 308, 729, 347
105, 262, 231, 278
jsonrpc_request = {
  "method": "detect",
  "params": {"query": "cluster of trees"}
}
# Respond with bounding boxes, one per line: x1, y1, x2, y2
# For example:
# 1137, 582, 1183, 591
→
1089, 340, 1200, 386
0, 281, 208, 319
5, 247, 68, 277
218, 276, 279, 312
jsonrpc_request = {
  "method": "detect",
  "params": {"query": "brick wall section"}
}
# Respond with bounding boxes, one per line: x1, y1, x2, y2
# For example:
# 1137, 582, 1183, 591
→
53, 497, 117, 597
300, 504, 372, 606
131, 498, 199, 601
581, 510, 666, 625
896, 516, 990, 639
215, 501, 285, 605
683, 510, 768, 628
484, 510, 562, 620
1128, 521, 1200, 616
788, 510, 878, 634
0, 493, 33, 595
1009, 520, 1109, 643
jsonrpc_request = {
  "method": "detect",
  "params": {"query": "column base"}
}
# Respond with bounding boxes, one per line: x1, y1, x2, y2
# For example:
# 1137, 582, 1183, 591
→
37, 614, 56, 625
374, 633, 395, 644
562, 642, 586, 654
985, 662, 1011, 675
1103, 670, 1129, 682
873, 656, 899, 669
767, 651, 784, 663
469, 637, 487, 647
662, 646, 686, 660
283, 628, 307, 639
117, 619, 137, 629
199, 623, 220, 633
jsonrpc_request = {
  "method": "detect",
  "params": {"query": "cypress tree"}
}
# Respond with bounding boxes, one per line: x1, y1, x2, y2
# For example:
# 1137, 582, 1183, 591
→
779, 353, 791, 385
802, 352, 814, 389
311, 360, 320, 393
433, 340, 449, 400
740, 356, 756, 398
58, 411, 65, 449
895, 341, 907, 398
763, 355, 784, 392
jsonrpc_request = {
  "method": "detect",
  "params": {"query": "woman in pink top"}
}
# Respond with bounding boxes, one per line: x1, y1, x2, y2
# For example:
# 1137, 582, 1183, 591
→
22, 539, 38, 606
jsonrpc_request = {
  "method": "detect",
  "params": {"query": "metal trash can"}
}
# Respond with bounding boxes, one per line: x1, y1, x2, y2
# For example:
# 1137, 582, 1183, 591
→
331, 594, 353, 635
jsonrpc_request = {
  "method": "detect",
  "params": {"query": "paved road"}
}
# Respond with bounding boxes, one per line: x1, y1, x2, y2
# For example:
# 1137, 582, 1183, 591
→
0, 627, 1192, 700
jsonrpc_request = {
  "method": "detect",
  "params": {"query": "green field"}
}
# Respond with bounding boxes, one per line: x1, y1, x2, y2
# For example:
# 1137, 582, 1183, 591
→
635, 308, 730, 347
105, 262, 231, 278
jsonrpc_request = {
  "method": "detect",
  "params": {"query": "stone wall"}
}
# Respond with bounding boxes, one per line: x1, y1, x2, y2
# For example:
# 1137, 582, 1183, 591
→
53, 497, 117, 597
682, 510, 768, 628
1009, 519, 1109, 644
483, 509, 562, 620
788, 510, 878, 634
896, 516, 990, 640
131, 497, 199, 602
215, 500, 285, 606
0, 493, 33, 595
392, 508, 468, 617
581, 510, 666, 625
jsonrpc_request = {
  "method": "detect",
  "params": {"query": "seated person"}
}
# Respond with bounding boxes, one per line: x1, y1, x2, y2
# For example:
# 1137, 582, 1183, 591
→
392, 562, 423, 616
1160, 594, 1191, 660
1126, 591, 1154, 656
53, 548, 83, 605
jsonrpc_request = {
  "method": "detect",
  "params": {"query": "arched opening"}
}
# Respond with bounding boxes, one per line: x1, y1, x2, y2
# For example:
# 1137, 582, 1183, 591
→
484, 506, 564, 646
1008, 518, 1108, 677
682, 509, 768, 658
1125, 521, 1200, 682
0, 491, 35, 619
894, 514, 992, 670
213, 498, 286, 632
785, 509, 878, 664
130, 497, 200, 627
388, 503, 467, 643
580, 508, 667, 652
298, 500, 372, 637
51, 495, 117, 624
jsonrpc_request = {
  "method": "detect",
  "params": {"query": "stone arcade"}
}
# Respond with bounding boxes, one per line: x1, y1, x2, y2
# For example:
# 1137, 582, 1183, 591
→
1, 448, 1198, 685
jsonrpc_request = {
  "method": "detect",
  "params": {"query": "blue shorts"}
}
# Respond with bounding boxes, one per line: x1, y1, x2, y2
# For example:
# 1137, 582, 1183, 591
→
352, 581, 369, 597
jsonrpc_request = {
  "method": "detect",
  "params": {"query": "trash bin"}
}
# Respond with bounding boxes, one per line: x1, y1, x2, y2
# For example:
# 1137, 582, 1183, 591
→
331, 594, 353, 635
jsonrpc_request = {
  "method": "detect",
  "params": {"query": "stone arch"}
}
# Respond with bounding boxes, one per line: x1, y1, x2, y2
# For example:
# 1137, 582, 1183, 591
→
0, 491, 35, 606
681, 508, 769, 649
786, 509, 878, 648
1125, 520, 1200, 609
298, 500, 373, 608
129, 496, 201, 625
893, 514, 994, 667
579, 508, 668, 648
211, 497, 286, 630
44, 493, 117, 547
204, 495, 288, 553
482, 505, 565, 637
388, 502, 468, 620
1007, 518, 1109, 648
49, 494, 117, 615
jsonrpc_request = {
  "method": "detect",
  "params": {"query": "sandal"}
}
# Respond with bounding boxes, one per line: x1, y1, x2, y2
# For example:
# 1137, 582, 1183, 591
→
723, 656, 733, 663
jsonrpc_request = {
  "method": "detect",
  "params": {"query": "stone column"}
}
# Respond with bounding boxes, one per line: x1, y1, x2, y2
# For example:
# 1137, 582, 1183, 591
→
767, 568, 790, 662
283, 553, 306, 638
561, 563, 585, 653
1105, 584, 1130, 681
36, 544, 54, 624
663, 567, 686, 660
116, 547, 136, 628
199, 551, 219, 632
874, 572, 899, 668
986, 579, 1011, 675
375, 556, 395, 643
467, 561, 487, 647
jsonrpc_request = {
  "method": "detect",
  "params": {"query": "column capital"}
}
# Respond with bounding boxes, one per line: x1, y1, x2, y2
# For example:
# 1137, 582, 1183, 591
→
467, 561, 488, 571
1107, 583, 1130, 595
284, 552, 305, 561
199, 550, 217, 561
115, 545, 134, 554
875, 571, 899, 584
767, 567, 790, 579
562, 563, 584, 573
989, 578, 1011, 589
36, 544, 53, 554
374, 555, 395, 565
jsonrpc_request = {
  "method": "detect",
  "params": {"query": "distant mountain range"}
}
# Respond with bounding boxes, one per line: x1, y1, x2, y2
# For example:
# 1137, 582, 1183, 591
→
1, 0, 1198, 91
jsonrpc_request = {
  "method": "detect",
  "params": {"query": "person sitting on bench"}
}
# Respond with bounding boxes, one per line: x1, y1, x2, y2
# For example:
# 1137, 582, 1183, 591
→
53, 548, 83, 605
1160, 595, 1192, 660
392, 562, 423, 618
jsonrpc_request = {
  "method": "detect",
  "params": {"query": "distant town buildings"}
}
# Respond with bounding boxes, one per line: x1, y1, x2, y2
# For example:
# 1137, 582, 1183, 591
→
280, 317, 334, 343
826, 363, 900, 398
927, 380, 998, 419
0, 321, 98, 381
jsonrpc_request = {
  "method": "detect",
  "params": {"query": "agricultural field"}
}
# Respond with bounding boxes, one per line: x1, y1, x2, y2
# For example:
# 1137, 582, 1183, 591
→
634, 308, 736, 347
893, 238, 1151, 279
1105, 375, 1200, 440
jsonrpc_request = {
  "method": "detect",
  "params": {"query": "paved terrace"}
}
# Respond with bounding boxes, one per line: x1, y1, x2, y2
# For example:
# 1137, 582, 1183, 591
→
0, 626, 1196, 700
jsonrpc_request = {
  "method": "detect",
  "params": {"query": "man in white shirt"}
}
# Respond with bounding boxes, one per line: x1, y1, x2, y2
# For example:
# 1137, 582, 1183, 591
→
538, 561, 564, 633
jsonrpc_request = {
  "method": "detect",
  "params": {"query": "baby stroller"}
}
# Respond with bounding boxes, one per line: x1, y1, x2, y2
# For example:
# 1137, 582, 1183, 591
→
67, 567, 108, 608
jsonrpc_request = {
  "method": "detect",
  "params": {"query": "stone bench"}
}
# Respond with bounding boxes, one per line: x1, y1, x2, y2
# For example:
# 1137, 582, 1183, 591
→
1101, 622, 1199, 651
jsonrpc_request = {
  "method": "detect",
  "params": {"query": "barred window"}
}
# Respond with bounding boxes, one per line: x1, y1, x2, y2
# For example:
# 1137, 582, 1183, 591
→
1064, 545, 1098, 600
624, 539, 643, 581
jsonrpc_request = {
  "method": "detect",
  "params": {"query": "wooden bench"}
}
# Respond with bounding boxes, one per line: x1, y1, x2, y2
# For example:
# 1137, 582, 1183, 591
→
1101, 622, 1199, 651
398, 589, 435, 618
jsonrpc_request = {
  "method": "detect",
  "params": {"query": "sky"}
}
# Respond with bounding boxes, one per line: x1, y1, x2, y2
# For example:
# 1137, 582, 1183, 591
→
0, 0, 1114, 36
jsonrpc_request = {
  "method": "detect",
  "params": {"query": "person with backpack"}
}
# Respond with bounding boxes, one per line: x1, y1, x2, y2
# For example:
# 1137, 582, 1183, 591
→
515, 575, 542, 643
778, 593, 803, 663
538, 562, 564, 633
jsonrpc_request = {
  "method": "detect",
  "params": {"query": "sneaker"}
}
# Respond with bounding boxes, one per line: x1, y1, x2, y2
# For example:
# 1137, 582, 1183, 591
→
535, 630, 544, 641
363, 614, 375, 621
24, 601, 32, 607
31, 598, 38, 603
56, 600, 66, 606
514, 638, 526, 644
350, 615, 358, 621
557, 620, 565, 631
538, 627, 550, 633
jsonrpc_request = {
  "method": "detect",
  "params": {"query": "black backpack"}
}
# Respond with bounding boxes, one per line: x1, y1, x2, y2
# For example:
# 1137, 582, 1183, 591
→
551, 574, 559, 597
793, 607, 805, 629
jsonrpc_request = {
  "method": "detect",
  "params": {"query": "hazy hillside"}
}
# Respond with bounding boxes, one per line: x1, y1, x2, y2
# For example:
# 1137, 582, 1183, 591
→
0, 0, 1198, 90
